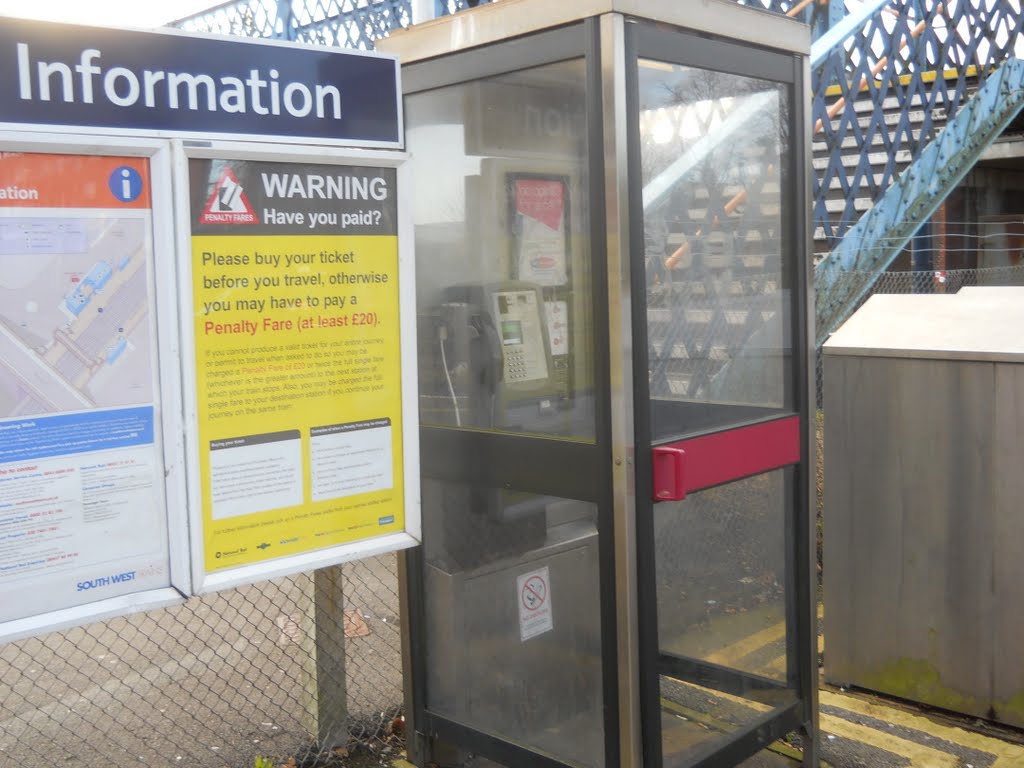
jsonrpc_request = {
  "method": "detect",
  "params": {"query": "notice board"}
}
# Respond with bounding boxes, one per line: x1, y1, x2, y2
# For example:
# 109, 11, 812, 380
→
179, 146, 418, 592
0, 16, 414, 637
0, 139, 187, 642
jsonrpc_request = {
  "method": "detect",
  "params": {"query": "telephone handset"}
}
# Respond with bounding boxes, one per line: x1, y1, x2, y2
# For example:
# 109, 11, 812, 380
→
430, 282, 555, 566
437, 281, 556, 430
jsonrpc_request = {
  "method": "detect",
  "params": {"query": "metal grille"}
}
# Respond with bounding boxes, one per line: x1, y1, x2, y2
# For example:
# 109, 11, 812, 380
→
171, 0, 1024, 255
174, 0, 413, 49
171, 0, 284, 38
0, 557, 403, 767
437, 0, 487, 14
811, 0, 1024, 247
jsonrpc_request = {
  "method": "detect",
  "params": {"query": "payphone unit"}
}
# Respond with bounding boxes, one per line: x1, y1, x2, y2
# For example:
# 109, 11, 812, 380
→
431, 281, 555, 430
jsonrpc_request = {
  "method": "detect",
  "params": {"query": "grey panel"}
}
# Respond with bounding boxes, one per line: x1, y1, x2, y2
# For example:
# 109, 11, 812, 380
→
379, 0, 808, 64
824, 355, 996, 719
424, 519, 604, 767
992, 364, 1024, 727
824, 292, 1024, 362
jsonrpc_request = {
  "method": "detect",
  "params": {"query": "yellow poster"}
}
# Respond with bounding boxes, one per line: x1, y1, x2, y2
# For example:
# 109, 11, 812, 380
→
189, 159, 403, 572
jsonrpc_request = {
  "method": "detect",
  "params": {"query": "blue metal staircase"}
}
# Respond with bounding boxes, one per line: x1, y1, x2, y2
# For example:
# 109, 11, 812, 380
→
815, 58, 1024, 340
174, 0, 1024, 347
800, 0, 1024, 344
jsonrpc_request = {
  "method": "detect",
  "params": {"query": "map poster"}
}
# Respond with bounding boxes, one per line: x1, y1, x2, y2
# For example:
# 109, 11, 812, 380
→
0, 152, 170, 625
188, 158, 405, 574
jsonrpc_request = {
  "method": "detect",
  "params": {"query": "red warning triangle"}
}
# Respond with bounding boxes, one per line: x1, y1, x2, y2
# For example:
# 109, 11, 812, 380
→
200, 167, 259, 225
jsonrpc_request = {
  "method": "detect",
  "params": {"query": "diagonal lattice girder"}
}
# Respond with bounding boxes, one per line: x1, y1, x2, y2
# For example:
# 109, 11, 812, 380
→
814, 57, 1024, 347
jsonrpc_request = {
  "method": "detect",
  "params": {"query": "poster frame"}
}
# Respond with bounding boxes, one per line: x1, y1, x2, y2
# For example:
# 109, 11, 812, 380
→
0, 131, 190, 644
172, 139, 420, 594
507, 171, 571, 288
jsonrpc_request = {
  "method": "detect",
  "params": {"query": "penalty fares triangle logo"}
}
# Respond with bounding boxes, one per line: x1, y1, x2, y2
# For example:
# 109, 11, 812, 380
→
200, 167, 259, 225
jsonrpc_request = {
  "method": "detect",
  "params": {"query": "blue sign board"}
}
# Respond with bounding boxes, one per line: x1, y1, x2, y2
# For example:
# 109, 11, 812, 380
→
0, 17, 402, 147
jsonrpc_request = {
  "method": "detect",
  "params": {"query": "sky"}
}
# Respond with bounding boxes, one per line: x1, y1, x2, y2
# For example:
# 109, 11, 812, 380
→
0, 0, 222, 28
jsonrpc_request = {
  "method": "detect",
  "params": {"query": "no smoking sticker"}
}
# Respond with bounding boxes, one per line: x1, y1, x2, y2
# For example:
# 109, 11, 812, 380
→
516, 565, 553, 641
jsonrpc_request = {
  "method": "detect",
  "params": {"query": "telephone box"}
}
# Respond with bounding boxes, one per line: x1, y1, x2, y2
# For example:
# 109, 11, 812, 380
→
379, 2, 817, 766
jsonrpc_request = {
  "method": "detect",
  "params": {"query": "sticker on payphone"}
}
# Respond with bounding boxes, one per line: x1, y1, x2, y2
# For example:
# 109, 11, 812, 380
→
517, 565, 554, 641
544, 299, 568, 356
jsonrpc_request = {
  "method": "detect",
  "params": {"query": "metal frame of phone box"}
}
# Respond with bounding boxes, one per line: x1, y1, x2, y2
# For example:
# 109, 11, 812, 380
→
0, 132, 418, 644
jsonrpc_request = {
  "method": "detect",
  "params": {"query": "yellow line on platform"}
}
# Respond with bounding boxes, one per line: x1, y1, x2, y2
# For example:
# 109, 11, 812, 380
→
664, 681, 774, 714
676, 603, 823, 671
821, 713, 958, 767
704, 620, 786, 667
764, 654, 787, 677
821, 691, 1024, 767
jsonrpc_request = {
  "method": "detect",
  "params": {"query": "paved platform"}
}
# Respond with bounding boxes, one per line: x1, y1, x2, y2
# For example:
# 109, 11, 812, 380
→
734, 604, 1024, 768
395, 683, 1024, 768
812, 686, 1024, 768
396, 602, 1024, 767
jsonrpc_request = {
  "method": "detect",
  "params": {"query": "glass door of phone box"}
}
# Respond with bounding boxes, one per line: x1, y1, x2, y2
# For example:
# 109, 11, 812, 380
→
383, 4, 817, 767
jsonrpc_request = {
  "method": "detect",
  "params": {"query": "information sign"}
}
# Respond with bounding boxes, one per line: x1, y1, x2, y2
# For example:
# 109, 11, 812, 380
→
0, 150, 173, 628
0, 17, 401, 148
184, 153, 414, 586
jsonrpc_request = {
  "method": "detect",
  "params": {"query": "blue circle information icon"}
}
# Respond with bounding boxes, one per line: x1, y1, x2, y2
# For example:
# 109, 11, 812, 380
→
109, 166, 144, 203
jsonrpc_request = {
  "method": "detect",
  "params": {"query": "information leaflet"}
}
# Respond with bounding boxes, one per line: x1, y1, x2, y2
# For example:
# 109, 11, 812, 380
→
189, 158, 404, 573
0, 153, 169, 624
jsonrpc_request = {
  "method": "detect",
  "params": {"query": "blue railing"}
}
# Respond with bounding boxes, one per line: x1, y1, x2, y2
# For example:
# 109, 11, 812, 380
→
174, 0, 1024, 343
173, 0, 412, 48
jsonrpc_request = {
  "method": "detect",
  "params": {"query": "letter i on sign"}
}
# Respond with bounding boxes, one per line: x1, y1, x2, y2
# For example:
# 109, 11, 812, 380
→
108, 166, 143, 203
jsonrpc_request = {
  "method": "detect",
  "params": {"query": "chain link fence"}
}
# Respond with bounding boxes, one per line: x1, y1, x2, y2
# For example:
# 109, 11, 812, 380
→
1, 556, 403, 768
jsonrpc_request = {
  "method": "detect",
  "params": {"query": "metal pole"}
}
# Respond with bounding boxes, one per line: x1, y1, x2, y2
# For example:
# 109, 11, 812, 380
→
911, 220, 934, 293
304, 566, 348, 750
411, 0, 438, 25
275, 0, 296, 40
600, 12, 643, 768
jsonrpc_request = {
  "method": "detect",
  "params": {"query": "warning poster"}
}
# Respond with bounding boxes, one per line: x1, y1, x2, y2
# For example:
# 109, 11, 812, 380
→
187, 158, 404, 573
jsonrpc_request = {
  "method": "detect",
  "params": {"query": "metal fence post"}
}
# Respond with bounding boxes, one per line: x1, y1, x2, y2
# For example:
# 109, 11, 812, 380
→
410, 0, 437, 24
307, 566, 348, 750
275, 0, 296, 40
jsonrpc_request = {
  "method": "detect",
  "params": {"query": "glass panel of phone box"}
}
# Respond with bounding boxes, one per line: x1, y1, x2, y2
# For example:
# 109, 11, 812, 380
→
406, 59, 605, 768
637, 62, 799, 766
639, 61, 794, 443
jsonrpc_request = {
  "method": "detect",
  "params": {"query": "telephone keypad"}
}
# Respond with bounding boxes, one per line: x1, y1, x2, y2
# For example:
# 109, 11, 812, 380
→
504, 347, 536, 381
493, 289, 550, 384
